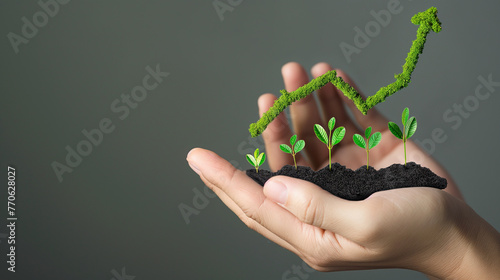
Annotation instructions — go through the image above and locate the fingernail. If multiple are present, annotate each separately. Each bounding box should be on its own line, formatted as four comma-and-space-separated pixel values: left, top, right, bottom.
188, 161, 201, 175
186, 149, 201, 175
264, 180, 288, 205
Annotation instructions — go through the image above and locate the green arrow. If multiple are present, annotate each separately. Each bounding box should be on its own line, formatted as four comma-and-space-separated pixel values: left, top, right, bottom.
249, 7, 441, 137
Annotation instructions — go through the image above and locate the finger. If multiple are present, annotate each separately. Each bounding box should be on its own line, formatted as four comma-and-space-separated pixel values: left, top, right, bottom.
311, 63, 359, 141
282, 62, 325, 169
197, 173, 303, 256
334, 69, 388, 132
187, 148, 330, 255
263, 175, 369, 243
258, 94, 307, 171
187, 148, 302, 255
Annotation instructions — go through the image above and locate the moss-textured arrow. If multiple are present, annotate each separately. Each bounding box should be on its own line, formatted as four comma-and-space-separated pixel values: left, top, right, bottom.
249, 7, 441, 137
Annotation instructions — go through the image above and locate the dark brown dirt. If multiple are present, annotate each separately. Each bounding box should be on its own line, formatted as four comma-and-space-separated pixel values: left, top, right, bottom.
246, 162, 447, 201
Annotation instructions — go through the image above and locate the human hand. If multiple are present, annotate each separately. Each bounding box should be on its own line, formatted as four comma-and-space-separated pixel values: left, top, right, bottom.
186, 148, 500, 279
186, 62, 500, 278
259, 62, 462, 199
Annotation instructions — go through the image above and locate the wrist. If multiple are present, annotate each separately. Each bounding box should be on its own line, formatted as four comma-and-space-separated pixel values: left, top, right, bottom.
418, 196, 500, 279
445, 216, 500, 280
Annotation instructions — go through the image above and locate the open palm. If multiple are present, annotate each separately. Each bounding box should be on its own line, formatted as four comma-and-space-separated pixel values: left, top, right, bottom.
186, 62, 470, 277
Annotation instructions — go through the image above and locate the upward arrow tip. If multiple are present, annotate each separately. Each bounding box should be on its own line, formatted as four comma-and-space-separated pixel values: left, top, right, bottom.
411, 6, 442, 33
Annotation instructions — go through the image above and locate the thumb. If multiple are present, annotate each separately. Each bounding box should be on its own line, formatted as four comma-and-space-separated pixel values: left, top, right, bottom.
263, 175, 365, 237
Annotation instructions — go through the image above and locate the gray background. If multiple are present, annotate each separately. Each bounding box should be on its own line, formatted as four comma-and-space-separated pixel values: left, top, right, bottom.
1, 0, 499, 279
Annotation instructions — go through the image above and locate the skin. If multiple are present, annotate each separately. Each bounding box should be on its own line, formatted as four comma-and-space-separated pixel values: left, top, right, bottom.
186, 62, 500, 279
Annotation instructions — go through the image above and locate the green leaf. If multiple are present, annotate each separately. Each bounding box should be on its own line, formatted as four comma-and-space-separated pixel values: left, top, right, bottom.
256, 153, 263, 166
331, 126, 346, 146
406, 117, 417, 138
328, 117, 336, 131
254, 148, 259, 159
290, 135, 297, 146
314, 124, 328, 145
256, 153, 264, 167
404, 117, 414, 138
369, 132, 382, 149
280, 144, 292, 154
402, 107, 409, 126
246, 154, 256, 167
388, 122, 403, 139
353, 134, 366, 149
365, 127, 372, 139
294, 140, 305, 153
258, 153, 266, 166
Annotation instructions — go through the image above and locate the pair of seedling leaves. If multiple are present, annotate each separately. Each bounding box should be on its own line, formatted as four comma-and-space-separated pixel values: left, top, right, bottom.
247, 108, 418, 173
388, 107, 418, 165
314, 118, 382, 170
246, 149, 266, 173
279, 135, 305, 169
276, 118, 348, 171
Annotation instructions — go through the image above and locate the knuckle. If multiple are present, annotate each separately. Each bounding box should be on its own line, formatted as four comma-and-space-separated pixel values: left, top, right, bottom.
240, 200, 266, 227
301, 196, 325, 227
241, 206, 259, 224
236, 210, 260, 231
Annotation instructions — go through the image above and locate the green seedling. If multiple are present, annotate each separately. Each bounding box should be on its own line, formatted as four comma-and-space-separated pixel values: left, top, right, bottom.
314, 117, 346, 169
353, 127, 382, 170
246, 148, 266, 173
280, 135, 305, 169
388, 107, 417, 166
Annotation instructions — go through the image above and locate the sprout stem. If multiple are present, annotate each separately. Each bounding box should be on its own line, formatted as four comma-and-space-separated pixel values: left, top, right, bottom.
366, 147, 369, 170
403, 122, 407, 166
404, 141, 407, 166
328, 129, 332, 170
329, 148, 332, 170
293, 152, 297, 169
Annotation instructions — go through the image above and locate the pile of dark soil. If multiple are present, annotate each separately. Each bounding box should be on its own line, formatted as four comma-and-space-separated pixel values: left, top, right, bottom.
246, 162, 447, 201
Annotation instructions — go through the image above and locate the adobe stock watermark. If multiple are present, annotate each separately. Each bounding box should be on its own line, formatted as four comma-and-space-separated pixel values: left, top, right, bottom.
110, 267, 135, 280
282, 261, 316, 280
51, 64, 169, 183
409, 73, 499, 162
7, 0, 71, 54
339, 0, 412, 63
178, 185, 218, 225
213, 0, 244, 22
